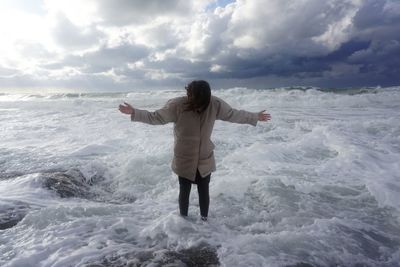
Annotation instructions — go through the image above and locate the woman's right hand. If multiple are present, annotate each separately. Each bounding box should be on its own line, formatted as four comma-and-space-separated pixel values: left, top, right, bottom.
258, 110, 271, 121
119, 102, 134, 115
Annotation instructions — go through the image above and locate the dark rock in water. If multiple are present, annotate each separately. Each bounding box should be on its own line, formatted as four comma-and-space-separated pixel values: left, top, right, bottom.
162, 245, 220, 266
0, 202, 30, 230
85, 250, 154, 267
84, 244, 219, 267
40, 169, 136, 204
42, 169, 94, 199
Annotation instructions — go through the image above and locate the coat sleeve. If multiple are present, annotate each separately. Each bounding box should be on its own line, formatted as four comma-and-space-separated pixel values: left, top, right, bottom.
215, 97, 258, 126
131, 99, 178, 125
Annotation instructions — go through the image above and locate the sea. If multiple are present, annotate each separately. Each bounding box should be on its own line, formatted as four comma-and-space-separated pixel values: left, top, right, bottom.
1, 86, 400, 266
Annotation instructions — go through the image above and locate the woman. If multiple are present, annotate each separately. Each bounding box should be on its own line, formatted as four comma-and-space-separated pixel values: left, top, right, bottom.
119, 80, 271, 221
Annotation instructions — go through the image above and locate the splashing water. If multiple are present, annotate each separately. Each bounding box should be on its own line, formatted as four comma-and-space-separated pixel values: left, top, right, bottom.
1, 87, 400, 266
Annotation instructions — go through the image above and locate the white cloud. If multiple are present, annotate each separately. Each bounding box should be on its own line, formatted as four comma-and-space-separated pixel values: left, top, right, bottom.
95, 0, 192, 25
0, 9, 49, 59
130, 22, 182, 49
184, 7, 232, 57
50, 13, 104, 50
43, 0, 98, 26
210, 64, 228, 72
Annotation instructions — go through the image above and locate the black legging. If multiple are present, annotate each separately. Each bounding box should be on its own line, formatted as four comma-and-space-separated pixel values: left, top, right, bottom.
179, 170, 210, 218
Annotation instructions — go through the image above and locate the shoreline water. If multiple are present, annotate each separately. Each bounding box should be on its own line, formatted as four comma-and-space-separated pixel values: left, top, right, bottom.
1, 86, 400, 266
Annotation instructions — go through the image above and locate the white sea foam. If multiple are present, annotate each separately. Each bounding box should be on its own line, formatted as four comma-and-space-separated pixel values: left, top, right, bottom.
1, 87, 400, 266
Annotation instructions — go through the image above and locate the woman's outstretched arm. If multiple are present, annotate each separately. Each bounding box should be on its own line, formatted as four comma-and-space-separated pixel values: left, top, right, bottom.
215, 97, 271, 125
119, 99, 178, 125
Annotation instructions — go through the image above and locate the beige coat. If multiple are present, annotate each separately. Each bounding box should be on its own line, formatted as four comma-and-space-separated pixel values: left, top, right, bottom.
131, 95, 258, 181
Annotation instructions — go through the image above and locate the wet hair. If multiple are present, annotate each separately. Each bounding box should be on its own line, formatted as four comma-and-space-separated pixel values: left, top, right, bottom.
184, 80, 211, 113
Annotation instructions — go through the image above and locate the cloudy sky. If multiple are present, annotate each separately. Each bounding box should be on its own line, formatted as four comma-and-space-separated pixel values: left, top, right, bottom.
0, 0, 399, 91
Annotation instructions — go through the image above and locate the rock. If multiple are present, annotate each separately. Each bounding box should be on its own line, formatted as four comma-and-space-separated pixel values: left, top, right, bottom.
41, 169, 94, 199
162, 245, 220, 267
85, 244, 220, 267
0, 202, 30, 230
41, 169, 136, 204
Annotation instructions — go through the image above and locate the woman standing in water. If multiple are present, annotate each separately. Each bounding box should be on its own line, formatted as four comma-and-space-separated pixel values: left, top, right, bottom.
119, 80, 271, 221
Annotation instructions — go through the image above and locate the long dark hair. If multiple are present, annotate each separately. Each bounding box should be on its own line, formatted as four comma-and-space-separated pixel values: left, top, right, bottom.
184, 80, 211, 113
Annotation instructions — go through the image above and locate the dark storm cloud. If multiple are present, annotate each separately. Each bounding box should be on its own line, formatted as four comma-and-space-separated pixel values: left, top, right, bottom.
215, 40, 372, 79
331, 0, 400, 85
353, 0, 400, 29
184, 0, 400, 87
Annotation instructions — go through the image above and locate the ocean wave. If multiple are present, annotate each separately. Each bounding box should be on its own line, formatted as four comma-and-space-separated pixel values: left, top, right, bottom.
1, 85, 398, 102
1, 85, 400, 266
